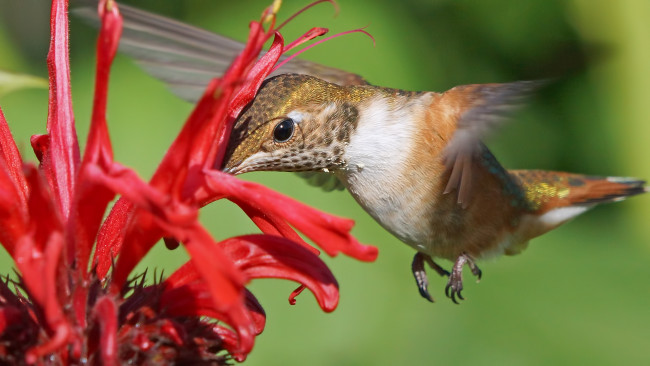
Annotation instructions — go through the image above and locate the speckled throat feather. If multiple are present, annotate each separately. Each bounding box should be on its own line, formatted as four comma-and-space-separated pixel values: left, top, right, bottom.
222, 74, 422, 173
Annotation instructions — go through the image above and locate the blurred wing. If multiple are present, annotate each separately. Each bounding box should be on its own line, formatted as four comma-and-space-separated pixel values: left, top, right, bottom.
442, 80, 543, 207
296, 172, 346, 192
74, 1, 367, 102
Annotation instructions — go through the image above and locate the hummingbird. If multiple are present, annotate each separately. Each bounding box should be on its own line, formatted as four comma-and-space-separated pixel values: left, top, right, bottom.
77, 3, 648, 303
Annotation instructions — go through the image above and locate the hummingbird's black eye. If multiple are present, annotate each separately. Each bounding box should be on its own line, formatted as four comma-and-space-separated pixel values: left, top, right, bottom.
273, 118, 295, 143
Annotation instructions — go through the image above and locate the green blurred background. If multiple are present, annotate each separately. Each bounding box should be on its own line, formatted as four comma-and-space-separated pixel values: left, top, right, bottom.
1, 0, 649, 365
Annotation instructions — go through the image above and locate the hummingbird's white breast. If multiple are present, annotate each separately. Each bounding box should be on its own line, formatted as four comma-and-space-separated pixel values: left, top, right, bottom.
338, 92, 438, 249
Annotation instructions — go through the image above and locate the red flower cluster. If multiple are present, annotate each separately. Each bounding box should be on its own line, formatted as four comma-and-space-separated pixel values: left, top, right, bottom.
0, 0, 377, 364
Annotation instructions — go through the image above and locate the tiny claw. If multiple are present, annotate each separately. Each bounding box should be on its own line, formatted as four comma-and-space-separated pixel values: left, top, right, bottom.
445, 283, 464, 304
412, 253, 435, 302
446, 285, 459, 305
445, 253, 474, 304
419, 287, 434, 303
467, 258, 482, 281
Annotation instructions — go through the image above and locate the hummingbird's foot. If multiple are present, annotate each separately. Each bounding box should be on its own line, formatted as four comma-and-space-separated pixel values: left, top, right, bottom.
445, 253, 481, 304
412, 252, 450, 302
467, 258, 482, 281
412, 253, 433, 302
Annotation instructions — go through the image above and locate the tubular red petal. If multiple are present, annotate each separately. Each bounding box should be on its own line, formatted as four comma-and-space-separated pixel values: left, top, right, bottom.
66, 0, 123, 275
93, 163, 257, 352
289, 285, 306, 305
110, 210, 164, 289
282, 27, 329, 53
221, 235, 339, 311
161, 283, 266, 336
84, 161, 197, 286
227, 20, 276, 84
226, 32, 285, 119
13, 234, 60, 315
15, 233, 71, 359
14, 166, 80, 357
45, 0, 80, 220
67, 175, 115, 280
0, 107, 27, 204
94, 197, 132, 277
164, 262, 267, 332
92, 296, 118, 366
149, 77, 228, 197
88, 0, 121, 148
211, 325, 242, 361
159, 319, 183, 345
164, 233, 340, 311
150, 24, 281, 197
0, 113, 29, 255
176, 225, 247, 304
25, 322, 70, 364
177, 226, 254, 357
87, 163, 198, 226
213, 32, 285, 169
205, 171, 378, 261
22, 165, 64, 253
157, 229, 274, 358
84, 158, 198, 287
30, 134, 49, 163
0, 176, 29, 255
232, 198, 317, 254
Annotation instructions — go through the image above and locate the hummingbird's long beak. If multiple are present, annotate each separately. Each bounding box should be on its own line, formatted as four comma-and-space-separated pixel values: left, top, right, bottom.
221, 163, 240, 175
221, 156, 246, 175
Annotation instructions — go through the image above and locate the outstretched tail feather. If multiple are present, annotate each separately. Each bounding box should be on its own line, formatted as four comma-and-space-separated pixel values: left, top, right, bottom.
508, 170, 647, 213
577, 177, 647, 204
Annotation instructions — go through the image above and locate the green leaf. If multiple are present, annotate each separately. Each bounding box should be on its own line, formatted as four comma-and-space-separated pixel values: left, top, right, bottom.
0, 70, 48, 97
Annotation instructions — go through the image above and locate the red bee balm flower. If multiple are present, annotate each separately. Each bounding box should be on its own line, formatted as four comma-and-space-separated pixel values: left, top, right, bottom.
0, 0, 377, 364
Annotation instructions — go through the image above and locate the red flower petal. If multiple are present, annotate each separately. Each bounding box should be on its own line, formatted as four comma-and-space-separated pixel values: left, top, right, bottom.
93, 27, 285, 284
93, 198, 132, 277
210, 325, 242, 361
89, 162, 256, 354
43, 0, 80, 220
0, 109, 29, 255
161, 283, 266, 336
166, 225, 254, 355
234, 199, 317, 254
21, 165, 64, 256
220, 235, 340, 310
158, 233, 343, 355
282, 27, 329, 53
66, 0, 123, 276
205, 171, 378, 261
86, 161, 198, 285
0, 107, 27, 203
14, 167, 66, 326
92, 296, 118, 366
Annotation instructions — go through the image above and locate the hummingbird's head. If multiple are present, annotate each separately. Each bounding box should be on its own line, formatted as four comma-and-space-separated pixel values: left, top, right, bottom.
222, 74, 363, 175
